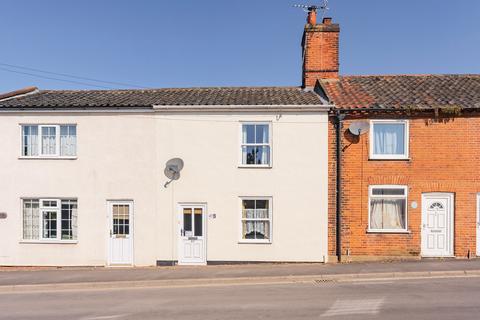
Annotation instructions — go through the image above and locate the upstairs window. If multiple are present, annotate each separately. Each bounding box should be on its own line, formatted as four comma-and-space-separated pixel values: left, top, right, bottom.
370, 120, 408, 159
241, 123, 271, 166
22, 125, 77, 157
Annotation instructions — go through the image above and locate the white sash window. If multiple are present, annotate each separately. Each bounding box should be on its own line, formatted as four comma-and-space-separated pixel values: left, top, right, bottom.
240, 198, 272, 243
240, 123, 271, 166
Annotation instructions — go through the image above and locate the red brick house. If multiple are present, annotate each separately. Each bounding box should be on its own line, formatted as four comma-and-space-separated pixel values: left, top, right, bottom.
302, 9, 480, 262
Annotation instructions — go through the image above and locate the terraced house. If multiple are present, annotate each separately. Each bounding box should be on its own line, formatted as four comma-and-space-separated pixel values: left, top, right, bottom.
301, 11, 480, 261
0, 85, 330, 266
1, 9, 479, 267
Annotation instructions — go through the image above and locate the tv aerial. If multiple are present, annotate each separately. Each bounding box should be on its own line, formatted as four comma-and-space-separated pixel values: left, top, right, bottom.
293, 0, 329, 18
348, 122, 370, 136
164, 158, 184, 188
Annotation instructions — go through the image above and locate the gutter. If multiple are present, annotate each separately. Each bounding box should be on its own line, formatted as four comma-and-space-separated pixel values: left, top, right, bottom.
152, 104, 331, 113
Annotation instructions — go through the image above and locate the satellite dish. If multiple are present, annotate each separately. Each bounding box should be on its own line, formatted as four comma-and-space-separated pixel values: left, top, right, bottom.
164, 158, 184, 187
348, 122, 370, 136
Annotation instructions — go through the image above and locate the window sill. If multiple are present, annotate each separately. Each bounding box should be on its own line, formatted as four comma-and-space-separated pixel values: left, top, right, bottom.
369, 157, 410, 161
238, 165, 272, 169
238, 240, 272, 244
18, 156, 77, 160
19, 240, 78, 244
367, 230, 411, 234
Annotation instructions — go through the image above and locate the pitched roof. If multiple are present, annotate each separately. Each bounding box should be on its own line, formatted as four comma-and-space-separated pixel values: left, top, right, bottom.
0, 87, 324, 108
320, 74, 480, 110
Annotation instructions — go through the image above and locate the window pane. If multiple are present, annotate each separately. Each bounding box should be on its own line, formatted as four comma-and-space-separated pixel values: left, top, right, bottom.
183, 208, 192, 232
244, 146, 256, 165
23, 199, 39, 239
255, 221, 270, 239
255, 125, 269, 144
41, 126, 57, 155
242, 125, 255, 144
372, 188, 405, 196
255, 146, 270, 165
370, 198, 406, 230
61, 200, 77, 240
22, 126, 38, 156
194, 208, 203, 237
373, 123, 405, 155
113, 205, 129, 235
60, 125, 77, 156
42, 211, 58, 239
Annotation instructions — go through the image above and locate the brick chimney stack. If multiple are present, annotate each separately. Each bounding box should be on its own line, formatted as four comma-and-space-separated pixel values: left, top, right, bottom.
302, 16, 340, 87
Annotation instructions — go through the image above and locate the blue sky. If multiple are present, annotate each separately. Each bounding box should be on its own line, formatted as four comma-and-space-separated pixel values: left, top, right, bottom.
0, 0, 479, 91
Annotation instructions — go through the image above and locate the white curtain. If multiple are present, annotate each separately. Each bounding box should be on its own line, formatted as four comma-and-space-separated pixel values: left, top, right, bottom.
370, 199, 405, 229
41, 127, 56, 155
60, 126, 77, 156
23, 200, 39, 239
374, 124, 404, 155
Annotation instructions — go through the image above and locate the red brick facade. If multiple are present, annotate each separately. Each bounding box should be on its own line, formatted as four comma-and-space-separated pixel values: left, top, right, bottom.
328, 113, 480, 261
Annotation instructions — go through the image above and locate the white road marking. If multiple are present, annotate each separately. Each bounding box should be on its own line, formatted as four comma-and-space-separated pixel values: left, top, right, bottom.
81, 314, 129, 320
321, 298, 384, 317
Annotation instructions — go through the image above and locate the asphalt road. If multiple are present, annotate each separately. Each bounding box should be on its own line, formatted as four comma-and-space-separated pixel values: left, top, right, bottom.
1, 276, 480, 320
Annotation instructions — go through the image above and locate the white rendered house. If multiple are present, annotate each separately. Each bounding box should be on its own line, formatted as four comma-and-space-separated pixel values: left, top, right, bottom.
0, 87, 330, 266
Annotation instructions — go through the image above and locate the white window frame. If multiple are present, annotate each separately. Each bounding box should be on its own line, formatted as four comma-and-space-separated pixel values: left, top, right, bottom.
239, 197, 273, 243
369, 120, 409, 160
239, 122, 272, 168
368, 185, 409, 233
19, 124, 77, 159
20, 198, 78, 244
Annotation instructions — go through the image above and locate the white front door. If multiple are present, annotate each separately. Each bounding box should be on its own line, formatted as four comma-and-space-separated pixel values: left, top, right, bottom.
421, 193, 454, 257
178, 204, 206, 265
108, 201, 134, 265
477, 194, 480, 256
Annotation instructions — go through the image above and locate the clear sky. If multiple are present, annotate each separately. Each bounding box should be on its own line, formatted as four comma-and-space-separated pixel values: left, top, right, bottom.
0, 0, 479, 92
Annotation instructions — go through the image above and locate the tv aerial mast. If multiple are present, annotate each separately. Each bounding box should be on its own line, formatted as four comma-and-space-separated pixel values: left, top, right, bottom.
293, 0, 329, 18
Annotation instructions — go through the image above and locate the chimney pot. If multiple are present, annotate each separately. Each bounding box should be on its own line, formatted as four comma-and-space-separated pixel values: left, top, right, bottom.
307, 10, 317, 25
323, 17, 332, 25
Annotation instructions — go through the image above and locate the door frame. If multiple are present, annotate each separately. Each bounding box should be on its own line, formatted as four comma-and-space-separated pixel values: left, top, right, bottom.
177, 202, 207, 265
421, 193, 454, 257
106, 200, 134, 266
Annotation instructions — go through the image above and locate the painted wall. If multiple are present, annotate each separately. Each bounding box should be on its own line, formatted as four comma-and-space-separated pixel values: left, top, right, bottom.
0, 110, 329, 266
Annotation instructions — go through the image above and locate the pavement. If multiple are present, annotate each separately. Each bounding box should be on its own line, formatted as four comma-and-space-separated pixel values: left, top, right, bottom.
2, 259, 480, 292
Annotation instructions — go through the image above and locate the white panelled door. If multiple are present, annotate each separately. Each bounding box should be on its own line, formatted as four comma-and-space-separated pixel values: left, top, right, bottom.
178, 204, 207, 265
108, 201, 134, 265
477, 194, 480, 257
421, 193, 454, 257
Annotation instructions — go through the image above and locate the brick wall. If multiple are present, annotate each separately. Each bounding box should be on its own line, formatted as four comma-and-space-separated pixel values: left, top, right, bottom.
329, 113, 480, 260
302, 19, 340, 87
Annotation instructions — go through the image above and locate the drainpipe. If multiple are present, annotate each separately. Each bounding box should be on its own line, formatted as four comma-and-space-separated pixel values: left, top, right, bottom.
335, 111, 345, 262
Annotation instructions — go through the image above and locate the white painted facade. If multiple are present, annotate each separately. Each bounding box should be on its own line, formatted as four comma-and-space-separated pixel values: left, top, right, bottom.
0, 108, 329, 266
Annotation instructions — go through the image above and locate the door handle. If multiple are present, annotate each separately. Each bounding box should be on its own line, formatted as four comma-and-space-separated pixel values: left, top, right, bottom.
110, 229, 113, 237
181, 228, 184, 236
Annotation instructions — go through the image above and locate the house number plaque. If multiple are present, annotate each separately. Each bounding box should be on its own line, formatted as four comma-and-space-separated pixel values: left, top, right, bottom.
0, 212, 7, 219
